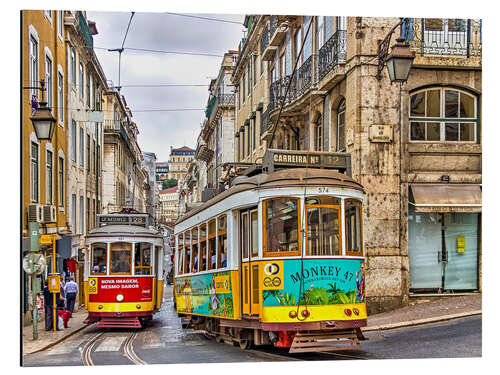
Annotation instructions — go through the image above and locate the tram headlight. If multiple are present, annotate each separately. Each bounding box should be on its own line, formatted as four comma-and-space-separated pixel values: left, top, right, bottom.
116, 294, 124, 302
98, 305, 103, 310
136, 304, 141, 309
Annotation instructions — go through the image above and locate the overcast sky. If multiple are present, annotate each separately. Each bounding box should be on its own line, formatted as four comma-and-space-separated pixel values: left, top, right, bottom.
87, 11, 244, 162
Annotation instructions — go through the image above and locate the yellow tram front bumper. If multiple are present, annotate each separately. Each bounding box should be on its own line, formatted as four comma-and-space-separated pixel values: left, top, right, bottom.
87, 301, 155, 313
261, 303, 367, 323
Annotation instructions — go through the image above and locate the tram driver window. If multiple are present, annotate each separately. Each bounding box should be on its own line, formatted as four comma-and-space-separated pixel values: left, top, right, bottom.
264, 198, 300, 256
110, 242, 132, 274
91, 243, 107, 274
134, 243, 152, 275
345, 199, 363, 256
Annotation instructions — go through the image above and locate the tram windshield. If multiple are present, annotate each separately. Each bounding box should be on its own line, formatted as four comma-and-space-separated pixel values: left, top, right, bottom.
264, 198, 300, 255
345, 199, 363, 256
135, 243, 152, 275
110, 242, 132, 274
91, 243, 107, 274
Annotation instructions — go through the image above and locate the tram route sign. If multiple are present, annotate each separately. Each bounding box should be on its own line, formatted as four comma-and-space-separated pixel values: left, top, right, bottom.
97, 214, 148, 228
263, 149, 351, 176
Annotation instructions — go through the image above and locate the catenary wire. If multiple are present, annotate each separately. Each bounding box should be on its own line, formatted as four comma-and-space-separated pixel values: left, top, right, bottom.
164, 12, 242, 25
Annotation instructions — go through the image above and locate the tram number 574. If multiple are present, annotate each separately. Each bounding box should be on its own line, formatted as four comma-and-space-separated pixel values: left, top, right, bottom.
318, 187, 329, 193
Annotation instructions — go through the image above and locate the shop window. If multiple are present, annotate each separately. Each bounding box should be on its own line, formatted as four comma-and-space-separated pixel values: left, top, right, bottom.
135, 243, 152, 275
110, 242, 131, 274
91, 243, 107, 274
409, 87, 478, 142
345, 199, 363, 256
263, 197, 301, 256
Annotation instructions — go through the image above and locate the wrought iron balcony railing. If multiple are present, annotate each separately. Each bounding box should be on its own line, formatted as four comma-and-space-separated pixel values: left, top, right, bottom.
78, 11, 94, 50
269, 16, 278, 39
402, 18, 482, 58
104, 119, 121, 131
269, 75, 290, 111
216, 93, 235, 107
260, 22, 270, 55
261, 105, 271, 135
318, 30, 347, 81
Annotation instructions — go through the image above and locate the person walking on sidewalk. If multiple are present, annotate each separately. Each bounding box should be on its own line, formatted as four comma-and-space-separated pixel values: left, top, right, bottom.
64, 277, 79, 316
43, 279, 64, 331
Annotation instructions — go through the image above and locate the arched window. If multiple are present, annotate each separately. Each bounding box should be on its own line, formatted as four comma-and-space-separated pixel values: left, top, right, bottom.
409, 87, 478, 142
336, 98, 346, 151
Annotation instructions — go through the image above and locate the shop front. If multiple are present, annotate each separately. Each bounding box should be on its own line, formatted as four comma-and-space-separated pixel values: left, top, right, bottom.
408, 184, 481, 293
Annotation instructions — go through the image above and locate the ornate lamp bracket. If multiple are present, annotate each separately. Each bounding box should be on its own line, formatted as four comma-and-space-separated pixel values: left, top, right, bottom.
377, 18, 408, 80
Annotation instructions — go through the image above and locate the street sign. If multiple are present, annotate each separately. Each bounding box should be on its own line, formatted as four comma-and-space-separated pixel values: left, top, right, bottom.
39, 234, 53, 244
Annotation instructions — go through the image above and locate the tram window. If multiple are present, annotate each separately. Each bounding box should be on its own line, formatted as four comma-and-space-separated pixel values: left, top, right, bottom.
200, 224, 207, 271
177, 233, 184, 275
191, 228, 199, 273
251, 211, 258, 257
178, 248, 184, 275
345, 199, 363, 256
183, 231, 191, 274
217, 215, 227, 268
241, 212, 249, 259
134, 243, 152, 275
264, 198, 300, 256
305, 196, 340, 206
91, 243, 107, 274
110, 242, 132, 274
208, 220, 216, 270
306, 206, 340, 256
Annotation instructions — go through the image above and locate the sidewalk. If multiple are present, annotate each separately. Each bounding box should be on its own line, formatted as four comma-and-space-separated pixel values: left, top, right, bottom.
363, 293, 482, 332
21, 293, 481, 355
22, 309, 89, 355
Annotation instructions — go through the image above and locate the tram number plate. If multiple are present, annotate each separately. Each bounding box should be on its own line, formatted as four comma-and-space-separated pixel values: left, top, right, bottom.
318, 187, 329, 193
88, 278, 98, 294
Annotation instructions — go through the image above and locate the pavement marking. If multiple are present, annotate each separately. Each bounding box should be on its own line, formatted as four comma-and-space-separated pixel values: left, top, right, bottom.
94, 335, 128, 352
140, 330, 166, 349
47, 336, 90, 355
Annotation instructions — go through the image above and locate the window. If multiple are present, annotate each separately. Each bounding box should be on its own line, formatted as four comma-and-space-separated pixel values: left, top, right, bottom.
208, 220, 216, 269
303, 16, 312, 61
45, 55, 53, 110
87, 197, 90, 232
263, 197, 301, 256
46, 150, 53, 204
218, 215, 228, 268
250, 211, 258, 258
79, 127, 84, 166
87, 134, 90, 172
79, 196, 84, 234
345, 199, 363, 256
58, 71, 63, 124
183, 231, 191, 274
242, 75, 245, 103
409, 87, 477, 142
79, 62, 84, 99
110, 242, 132, 274
135, 243, 152, 275
44, 10, 52, 23
58, 157, 64, 206
253, 54, 257, 85
317, 16, 325, 48
57, 11, 63, 39
191, 227, 199, 273
87, 71, 91, 108
30, 142, 39, 202
91, 243, 107, 274
305, 197, 341, 256
71, 48, 76, 87
29, 35, 38, 98
294, 29, 302, 67
337, 98, 346, 151
314, 119, 323, 151
71, 120, 76, 161
199, 224, 207, 271
71, 194, 76, 231
247, 64, 251, 95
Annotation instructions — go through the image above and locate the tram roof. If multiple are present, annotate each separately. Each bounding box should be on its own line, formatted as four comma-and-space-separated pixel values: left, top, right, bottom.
86, 224, 162, 238
176, 168, 364, 225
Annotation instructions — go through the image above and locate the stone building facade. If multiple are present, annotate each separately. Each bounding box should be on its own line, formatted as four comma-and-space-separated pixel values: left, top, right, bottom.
231, 15, 482, 313
167, 146, 195, 183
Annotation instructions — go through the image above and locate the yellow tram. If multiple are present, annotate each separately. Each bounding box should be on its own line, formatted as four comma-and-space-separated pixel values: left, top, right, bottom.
83, 211, 164, 328
174, 150, 366, 353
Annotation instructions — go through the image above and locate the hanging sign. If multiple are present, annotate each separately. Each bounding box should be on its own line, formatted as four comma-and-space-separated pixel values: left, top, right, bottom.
457, 236, 466, 253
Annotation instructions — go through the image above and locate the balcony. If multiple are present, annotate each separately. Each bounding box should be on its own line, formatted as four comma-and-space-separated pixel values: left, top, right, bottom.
269, 16, 288, 47
104, 119, 121, 131
269, 75, 291, 111
404, 19, 481, 60
208, 93, 235, 127
260, 105, 271, 135
318, 30, 347, 82
78, 11, 94, 50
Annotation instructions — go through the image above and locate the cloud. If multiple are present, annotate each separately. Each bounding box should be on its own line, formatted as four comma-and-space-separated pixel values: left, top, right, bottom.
88, 10, 244, 161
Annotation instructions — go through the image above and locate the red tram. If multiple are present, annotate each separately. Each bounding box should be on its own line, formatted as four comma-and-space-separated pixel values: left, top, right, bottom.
83, 212, 164, 328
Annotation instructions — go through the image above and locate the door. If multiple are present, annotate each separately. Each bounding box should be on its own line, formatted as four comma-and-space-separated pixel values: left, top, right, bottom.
423, 18, 467, 56
240, 208, 259, 316
409, 206, 479, 291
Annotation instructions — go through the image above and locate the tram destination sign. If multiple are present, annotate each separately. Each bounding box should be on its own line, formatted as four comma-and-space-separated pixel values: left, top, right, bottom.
263, 149, 351, 176
97, 214, 148, 228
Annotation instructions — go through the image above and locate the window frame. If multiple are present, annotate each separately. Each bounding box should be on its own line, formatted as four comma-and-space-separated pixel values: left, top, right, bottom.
30, 141, 39, 203
262, 197, 302, 257
46, 149, 53, 205
305, 203, 342, 256
58, 156, 64, 207
79, 62, 84, 99
71, 48, 76, 87
90, 243, 108, 275
57, 69, 64, 125
29, 30, 39, 99
344, 198, 364, 257
337, 98, 346, 151
408, 87, 478, 143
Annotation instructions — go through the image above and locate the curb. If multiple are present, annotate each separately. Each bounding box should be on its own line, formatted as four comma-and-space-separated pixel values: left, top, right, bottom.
362, 310, 482, 332
24, 323, 91, 355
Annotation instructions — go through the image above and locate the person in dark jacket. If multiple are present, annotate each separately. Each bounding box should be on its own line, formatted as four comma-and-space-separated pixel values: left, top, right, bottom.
42, 279, 64, 331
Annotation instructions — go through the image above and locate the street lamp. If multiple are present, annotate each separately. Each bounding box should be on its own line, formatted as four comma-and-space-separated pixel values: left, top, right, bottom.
29, 79, 56, 141
385, 37, 415, 84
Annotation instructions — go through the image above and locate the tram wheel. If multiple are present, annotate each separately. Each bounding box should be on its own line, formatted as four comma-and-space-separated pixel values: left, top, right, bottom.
239, 339, 252, 350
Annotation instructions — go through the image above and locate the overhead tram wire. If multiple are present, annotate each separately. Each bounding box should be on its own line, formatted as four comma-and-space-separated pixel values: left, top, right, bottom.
164, 12, 242, 25
94, 46, 223, 58
107, 11, 135, 91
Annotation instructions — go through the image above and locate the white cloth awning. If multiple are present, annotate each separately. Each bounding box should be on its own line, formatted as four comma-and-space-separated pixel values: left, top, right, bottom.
410, 184, 482, 213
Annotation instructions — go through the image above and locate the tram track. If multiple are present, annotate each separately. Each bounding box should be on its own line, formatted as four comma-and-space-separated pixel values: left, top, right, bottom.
81, 330, 147, 366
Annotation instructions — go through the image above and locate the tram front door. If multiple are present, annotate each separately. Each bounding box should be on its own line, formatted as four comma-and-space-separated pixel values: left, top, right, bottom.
240, 208, 259, 316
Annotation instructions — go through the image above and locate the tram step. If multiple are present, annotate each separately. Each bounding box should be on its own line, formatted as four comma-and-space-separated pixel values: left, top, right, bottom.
97, 317, 142, 329
289, 330, 361, 353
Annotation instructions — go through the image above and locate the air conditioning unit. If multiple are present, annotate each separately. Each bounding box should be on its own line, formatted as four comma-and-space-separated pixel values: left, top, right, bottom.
42, 205, 57, 223
28, 204, 43, 223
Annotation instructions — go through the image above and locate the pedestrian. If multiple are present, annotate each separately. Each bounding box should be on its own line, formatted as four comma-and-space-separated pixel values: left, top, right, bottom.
64, 276, 79, 317
43, 279, 64, 331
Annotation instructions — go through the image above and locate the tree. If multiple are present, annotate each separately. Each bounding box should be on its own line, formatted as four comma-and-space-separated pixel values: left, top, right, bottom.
162, 179, 177, 190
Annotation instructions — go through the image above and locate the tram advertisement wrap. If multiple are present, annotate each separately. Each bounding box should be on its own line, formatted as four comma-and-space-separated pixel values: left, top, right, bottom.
88, 277, 153, 302
175, 271, 234, 318
261, 259, 365, 307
